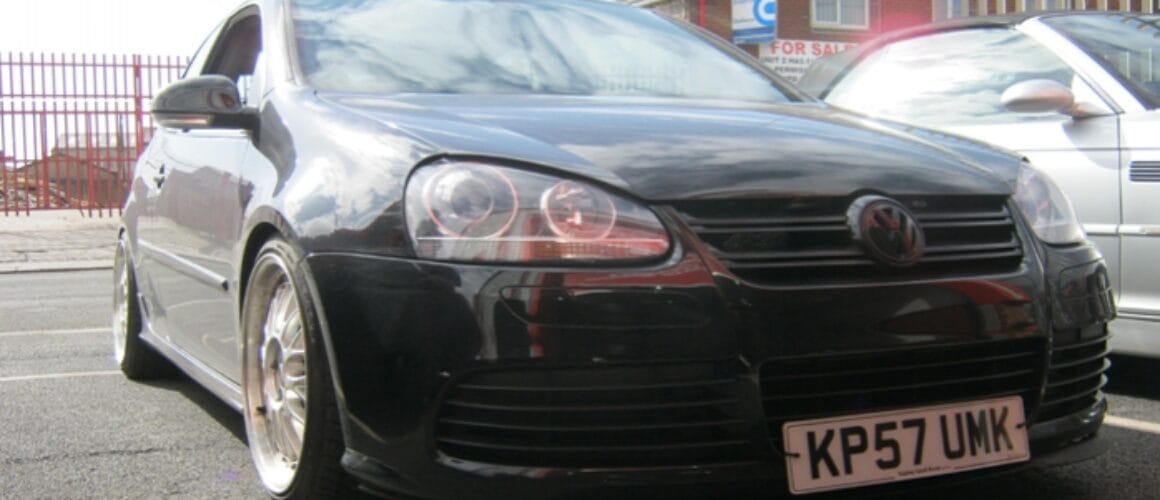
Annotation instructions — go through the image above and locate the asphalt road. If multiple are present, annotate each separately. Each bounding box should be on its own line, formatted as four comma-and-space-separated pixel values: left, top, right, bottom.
1, 269, 1159, 499
0, 269, 262, 499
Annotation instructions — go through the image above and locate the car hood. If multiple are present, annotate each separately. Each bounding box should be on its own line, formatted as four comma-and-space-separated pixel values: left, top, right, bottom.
320, 93, 1013, 201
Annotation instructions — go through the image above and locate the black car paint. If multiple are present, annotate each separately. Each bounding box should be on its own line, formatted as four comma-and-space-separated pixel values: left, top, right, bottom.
121, 1, 1114, 498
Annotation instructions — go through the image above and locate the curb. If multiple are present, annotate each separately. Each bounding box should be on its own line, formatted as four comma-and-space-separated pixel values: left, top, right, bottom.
0, 260, 113, 274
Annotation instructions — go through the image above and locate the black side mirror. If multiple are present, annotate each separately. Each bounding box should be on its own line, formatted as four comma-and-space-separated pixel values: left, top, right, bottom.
152, 75, 257, 130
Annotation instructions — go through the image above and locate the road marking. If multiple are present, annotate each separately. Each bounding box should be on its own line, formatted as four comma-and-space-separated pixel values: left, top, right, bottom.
0, 370, 121, 383
0, 327, 106, 339
1105, 415, 1160, 435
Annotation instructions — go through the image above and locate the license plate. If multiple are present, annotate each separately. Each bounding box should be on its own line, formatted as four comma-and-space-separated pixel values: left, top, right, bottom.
782, 396, 1029, 495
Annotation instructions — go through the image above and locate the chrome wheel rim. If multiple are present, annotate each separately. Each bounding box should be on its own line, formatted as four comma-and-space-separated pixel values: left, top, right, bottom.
245, 260, 308, 494
112, 244, 130, 365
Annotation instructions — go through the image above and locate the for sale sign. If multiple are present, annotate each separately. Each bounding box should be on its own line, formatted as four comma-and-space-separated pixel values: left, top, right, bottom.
758, 38, 858, 82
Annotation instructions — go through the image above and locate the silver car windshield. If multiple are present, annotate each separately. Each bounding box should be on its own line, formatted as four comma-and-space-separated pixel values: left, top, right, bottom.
823, 28, 1077, 127
289, 0, 792, 102
1042, 14, 1160, 109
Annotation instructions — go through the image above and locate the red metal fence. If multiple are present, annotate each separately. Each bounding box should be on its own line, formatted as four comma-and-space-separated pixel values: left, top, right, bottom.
0, 53, 186, 217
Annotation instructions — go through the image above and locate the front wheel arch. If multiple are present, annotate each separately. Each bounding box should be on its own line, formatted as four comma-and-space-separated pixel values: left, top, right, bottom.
240, 235, 349, 498
237, 218, 348, 411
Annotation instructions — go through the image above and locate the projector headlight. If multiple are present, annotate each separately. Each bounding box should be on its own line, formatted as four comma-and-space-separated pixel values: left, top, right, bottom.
405, 161, 671, 263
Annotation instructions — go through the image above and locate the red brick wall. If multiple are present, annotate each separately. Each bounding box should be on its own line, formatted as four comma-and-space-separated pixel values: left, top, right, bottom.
775, 0, 933, 43
775, 0, 820, 40
705, 0, 734, 40
877, 0, 933, 34
672, 0, 736, 41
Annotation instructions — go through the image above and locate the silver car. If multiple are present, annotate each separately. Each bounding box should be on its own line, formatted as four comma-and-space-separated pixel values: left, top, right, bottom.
800, 12, 1160, 358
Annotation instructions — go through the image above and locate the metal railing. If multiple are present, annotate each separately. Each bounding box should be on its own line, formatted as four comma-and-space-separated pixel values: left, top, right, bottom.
1, 53, 186, 216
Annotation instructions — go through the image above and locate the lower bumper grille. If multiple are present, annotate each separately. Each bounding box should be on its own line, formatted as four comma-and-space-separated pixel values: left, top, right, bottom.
759, 338, 1047, 447
433, 335, 1105, 468
1039, 326, 1110, 422
434, 362, 760, 468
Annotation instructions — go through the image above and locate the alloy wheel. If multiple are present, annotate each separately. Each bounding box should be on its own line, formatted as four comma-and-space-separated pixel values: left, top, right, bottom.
245, 258, 309, 494
112, 242, 131, 365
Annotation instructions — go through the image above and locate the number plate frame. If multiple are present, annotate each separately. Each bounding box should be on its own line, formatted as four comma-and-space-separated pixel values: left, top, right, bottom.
782, 396, 1029, 495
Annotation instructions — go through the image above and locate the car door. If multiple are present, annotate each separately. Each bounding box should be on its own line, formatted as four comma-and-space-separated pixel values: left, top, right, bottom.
137, 9, 261, 383
1117, 110, 1160, 353
822, 26, 1123, 316
1029, 12, 1160, 356
128, 131, 174, 340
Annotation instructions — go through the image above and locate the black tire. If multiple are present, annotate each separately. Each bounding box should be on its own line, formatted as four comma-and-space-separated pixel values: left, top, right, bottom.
112, 236, 175, 380
241, 236, 348, 499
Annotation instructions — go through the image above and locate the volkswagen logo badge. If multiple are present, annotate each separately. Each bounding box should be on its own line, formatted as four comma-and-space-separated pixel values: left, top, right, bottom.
848, 196, 925, 267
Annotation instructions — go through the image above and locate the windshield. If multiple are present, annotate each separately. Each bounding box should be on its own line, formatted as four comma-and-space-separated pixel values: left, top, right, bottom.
289, 0, 792, 102
824, 28, 1077, 127
1043, 13, 1160, 109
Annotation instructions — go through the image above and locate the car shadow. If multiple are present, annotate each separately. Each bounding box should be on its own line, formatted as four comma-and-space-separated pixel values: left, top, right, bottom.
140, 374, 247, 444
1105, 354, 1160, 400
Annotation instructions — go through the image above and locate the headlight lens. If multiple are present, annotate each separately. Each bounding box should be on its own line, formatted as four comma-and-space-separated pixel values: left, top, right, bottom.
1012, 164, 1084, 245
405, 161, 671, 262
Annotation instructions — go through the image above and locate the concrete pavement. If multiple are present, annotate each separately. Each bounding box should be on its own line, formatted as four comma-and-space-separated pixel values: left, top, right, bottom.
0, 210, 120, 273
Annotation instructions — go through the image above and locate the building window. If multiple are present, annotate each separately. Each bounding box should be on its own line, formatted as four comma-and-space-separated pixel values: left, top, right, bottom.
812, 0, 869, 30
1015, 0, 1074, 10
933, 0, 968, 20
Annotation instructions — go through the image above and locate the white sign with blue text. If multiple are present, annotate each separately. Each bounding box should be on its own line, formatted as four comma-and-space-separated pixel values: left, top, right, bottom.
732, 0, 777, 44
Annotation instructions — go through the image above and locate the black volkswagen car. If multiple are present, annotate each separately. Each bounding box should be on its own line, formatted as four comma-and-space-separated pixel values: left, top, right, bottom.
113, 0, 1115, 498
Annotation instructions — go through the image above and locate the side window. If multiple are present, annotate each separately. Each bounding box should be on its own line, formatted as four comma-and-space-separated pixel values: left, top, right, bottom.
182, 21, 226, 78
202, 13, 263, 105
1044, 14, 1160, 108
825, 28, 1080, 127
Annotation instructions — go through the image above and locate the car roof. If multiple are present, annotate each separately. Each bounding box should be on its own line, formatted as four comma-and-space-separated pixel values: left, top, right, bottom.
860, 10, 1152, 50
856, 14, 1028, 50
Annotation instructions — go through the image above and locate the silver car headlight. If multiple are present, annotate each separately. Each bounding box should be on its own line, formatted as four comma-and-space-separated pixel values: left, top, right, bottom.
1012, 164, 1084, 245
404, 161, 671, 263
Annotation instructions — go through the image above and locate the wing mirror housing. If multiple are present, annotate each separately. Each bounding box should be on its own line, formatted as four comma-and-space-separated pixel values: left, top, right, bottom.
1000, 79, 1110, 119
152, 75, 257, 130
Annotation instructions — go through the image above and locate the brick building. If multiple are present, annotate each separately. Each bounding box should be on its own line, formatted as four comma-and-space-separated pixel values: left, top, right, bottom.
632, 0, 1158, 80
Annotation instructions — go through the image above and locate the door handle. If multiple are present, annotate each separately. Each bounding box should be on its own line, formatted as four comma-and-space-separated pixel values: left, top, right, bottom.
153, 163, 167, 188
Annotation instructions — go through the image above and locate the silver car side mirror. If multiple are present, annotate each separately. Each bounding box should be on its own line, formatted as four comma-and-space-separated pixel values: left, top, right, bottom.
1001, 79, 1110, 119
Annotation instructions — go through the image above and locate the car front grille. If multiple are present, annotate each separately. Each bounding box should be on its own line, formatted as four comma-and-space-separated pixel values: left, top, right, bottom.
433, 334, 1108, 468
758, 338, 1047, 448
671, 195, 1023, 286
1038, 326, 1110, 422
434, 362, 761, 468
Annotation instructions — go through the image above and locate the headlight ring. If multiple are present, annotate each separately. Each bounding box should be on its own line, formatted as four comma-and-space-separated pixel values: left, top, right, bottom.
405, 160, 671, 263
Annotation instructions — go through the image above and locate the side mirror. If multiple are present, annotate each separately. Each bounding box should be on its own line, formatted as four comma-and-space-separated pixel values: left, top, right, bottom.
151, 75, 257, 130
1000, 79, 1109, 119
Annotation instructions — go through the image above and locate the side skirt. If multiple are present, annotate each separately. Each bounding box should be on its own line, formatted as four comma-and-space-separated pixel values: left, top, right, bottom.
140, 323, 244, 411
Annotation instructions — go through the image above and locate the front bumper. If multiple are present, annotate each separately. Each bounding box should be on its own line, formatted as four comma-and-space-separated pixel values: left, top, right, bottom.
302, 237, 1113, 499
